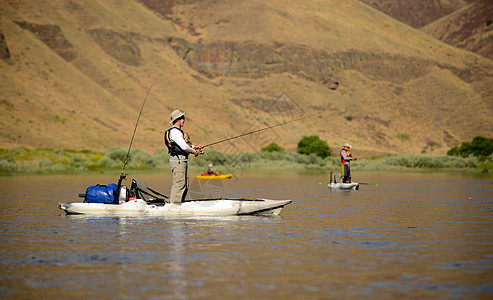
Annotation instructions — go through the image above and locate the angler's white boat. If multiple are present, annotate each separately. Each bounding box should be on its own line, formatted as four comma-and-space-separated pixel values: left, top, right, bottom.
329, 182, 359, 190
58, 198, 292, 216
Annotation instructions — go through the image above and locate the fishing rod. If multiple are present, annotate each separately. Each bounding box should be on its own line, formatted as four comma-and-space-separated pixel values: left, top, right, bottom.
202, 115, 313, 149
115, 75, 160, 203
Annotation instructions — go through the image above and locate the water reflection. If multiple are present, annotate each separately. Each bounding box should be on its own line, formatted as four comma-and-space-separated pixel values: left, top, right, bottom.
0, 173, 492, 298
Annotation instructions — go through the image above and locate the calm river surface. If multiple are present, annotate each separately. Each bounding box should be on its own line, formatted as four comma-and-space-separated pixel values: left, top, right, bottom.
0, 172, 492, 299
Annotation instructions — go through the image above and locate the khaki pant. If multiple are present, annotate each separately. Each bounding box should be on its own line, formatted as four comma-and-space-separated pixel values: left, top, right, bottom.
169, 160, 188, 203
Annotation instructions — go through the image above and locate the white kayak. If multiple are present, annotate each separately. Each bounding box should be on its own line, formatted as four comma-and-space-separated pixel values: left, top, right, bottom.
58, 198, 292, 216
329, 182, 359, 190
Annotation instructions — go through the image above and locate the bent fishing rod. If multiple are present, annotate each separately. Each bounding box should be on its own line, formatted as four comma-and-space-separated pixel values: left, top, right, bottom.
202, 115, 314, 149
116, 76, 160, 202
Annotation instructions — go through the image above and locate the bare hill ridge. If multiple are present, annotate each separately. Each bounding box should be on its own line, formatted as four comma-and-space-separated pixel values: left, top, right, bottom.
421, 1, 493, 60
1, 0, 492, 157
358, 0, 473, 28
359, 0, 493, 60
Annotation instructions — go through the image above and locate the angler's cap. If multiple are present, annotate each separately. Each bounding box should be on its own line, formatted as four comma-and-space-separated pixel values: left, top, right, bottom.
170, 109, 185, 123
343, 143, 351, 148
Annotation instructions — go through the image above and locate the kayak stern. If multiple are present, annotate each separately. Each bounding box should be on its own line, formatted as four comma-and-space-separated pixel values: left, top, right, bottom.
329, 182, 359, 190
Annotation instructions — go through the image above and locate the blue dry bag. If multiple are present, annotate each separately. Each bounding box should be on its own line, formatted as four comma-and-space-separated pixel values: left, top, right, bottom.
85, 183, 118, 204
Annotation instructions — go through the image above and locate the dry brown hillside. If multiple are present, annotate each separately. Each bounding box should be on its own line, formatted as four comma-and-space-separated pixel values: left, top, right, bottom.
421, 1, 493, 60
359, 0, 493, 60
0, 0, 492, 157
358, 0, 473, 28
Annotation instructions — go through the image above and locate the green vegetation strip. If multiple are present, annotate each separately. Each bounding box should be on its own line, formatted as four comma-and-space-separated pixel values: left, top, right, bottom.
0, 146, 491, 176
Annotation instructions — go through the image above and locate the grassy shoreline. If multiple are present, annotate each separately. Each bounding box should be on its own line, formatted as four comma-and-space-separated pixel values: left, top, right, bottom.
0, 147, 491, 177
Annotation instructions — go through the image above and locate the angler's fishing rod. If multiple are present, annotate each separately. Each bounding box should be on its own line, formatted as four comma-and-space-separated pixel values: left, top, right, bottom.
115, 75, 160, 203
202, 115, 313, 149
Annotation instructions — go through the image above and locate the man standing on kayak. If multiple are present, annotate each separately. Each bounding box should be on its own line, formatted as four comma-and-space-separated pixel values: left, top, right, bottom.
164, 110, 203, 203
340, 143, 357, 183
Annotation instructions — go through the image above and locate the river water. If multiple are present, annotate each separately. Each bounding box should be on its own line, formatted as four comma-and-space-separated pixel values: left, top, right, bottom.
0, 172, 492, 299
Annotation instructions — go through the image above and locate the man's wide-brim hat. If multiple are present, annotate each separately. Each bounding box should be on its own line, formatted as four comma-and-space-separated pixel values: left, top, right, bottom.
170, 109, 185, 123
343, 143, 352, 148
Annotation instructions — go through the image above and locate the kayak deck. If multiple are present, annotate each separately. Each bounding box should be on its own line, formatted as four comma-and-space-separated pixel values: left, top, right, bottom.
59, 198, 292, 216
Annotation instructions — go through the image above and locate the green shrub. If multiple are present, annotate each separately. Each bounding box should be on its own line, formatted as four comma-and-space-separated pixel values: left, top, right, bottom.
354, 155, 478, 170
261, 142, 284, 152
99, 147, 126, 167
297, 135, 331, 159
131, 148, 154, 167
397, 133, 409, 141
105, 147, 127, 161
231, 152, 255, 164
151, 149, 170, 168
259, 151, 286, 161
447, 136, 493, 161
203, 149, 229, 165
0, 159, 21, 172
